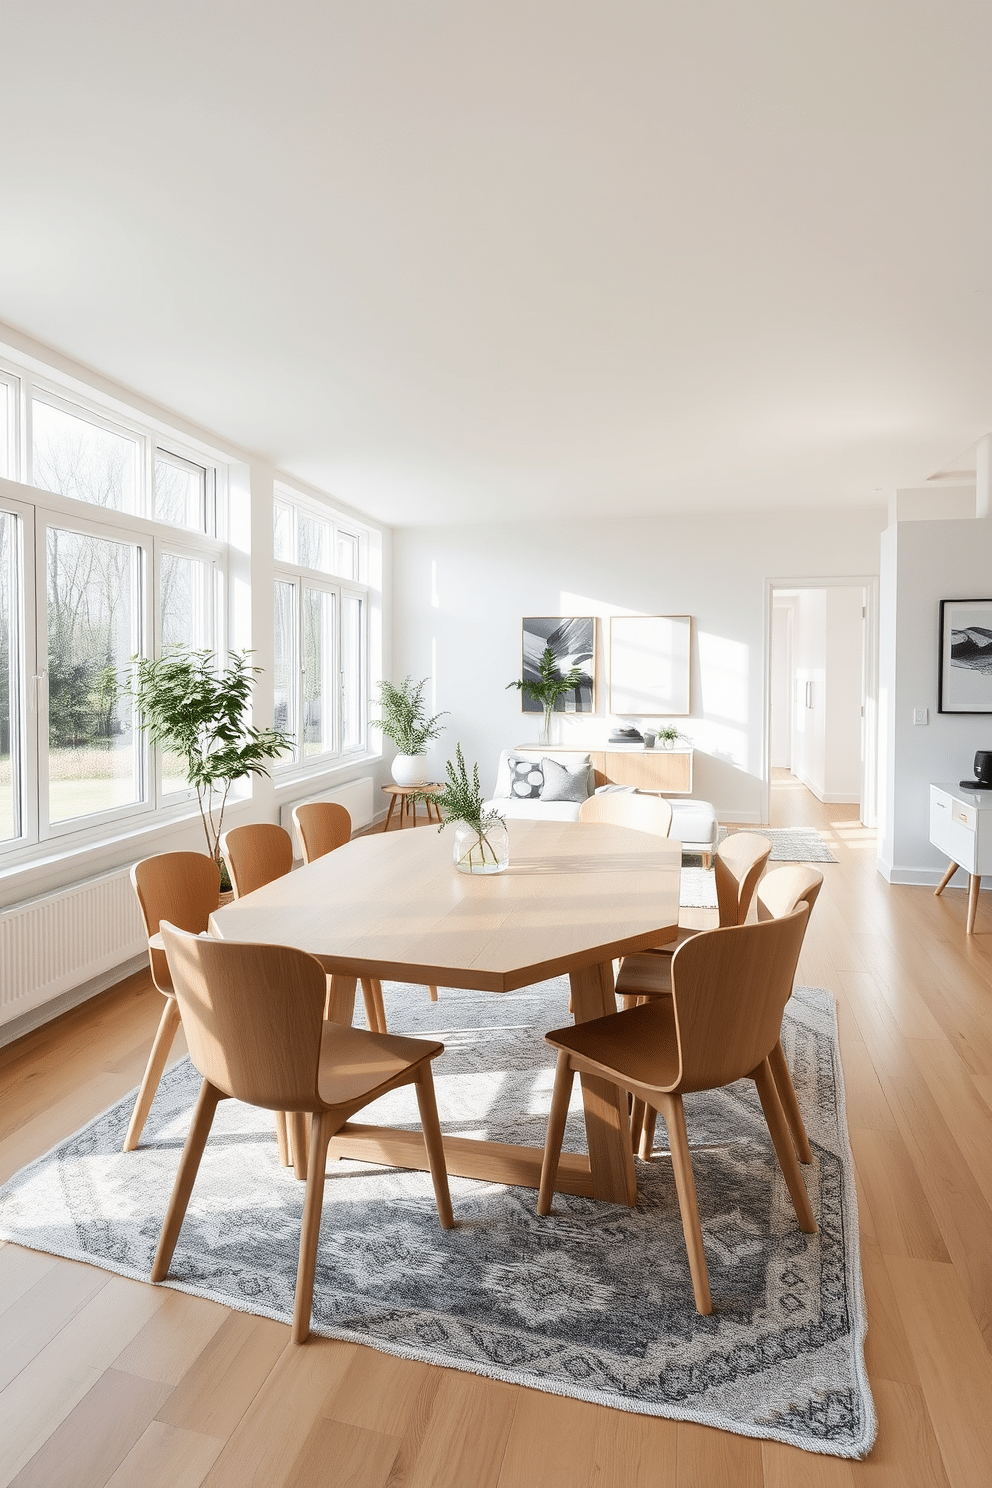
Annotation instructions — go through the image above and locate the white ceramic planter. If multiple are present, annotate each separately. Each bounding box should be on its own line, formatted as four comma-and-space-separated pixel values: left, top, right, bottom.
391, 753, 429, 786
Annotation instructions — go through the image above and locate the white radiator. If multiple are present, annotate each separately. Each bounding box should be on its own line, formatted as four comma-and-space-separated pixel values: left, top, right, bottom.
1, 867, 147, 1027
280, 775, 375, 856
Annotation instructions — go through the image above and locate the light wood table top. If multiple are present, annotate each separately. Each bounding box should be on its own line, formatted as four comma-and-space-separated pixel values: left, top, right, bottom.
210, 818, 681, 1205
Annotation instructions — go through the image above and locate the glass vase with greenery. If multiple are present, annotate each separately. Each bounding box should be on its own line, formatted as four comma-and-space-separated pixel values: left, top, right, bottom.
129, 649, 292, 879
427, 744, 508, 874
506, 645, 586, 746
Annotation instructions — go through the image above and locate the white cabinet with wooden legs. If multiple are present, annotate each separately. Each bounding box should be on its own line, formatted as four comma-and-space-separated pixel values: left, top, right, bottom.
930, 783, 992, 934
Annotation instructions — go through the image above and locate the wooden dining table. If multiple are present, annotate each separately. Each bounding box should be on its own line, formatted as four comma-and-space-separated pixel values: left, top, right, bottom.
209, 817, 681, 1206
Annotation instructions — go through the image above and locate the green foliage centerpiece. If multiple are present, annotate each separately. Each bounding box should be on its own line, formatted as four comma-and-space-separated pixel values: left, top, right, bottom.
370, 676, 447, 785
129, 649, 292, 874
507, 645, 586, 747
429, 744, 509, 875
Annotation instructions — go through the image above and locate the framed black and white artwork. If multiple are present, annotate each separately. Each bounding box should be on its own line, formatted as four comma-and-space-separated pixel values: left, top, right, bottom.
939, 599, 992, 713
519, 617, 596, 713
609, 615, 691, 716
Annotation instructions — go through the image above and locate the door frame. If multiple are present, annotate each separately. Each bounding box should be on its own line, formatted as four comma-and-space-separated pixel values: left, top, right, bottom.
763, 575, 879, 828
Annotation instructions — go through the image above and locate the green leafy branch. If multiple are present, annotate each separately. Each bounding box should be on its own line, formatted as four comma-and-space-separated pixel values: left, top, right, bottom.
421, 744, 505, 867
370, 676, 447, 755
506, 645, 587, 738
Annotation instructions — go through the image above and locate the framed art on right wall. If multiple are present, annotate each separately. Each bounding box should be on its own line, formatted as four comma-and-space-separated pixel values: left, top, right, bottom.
938, 598, 992, 713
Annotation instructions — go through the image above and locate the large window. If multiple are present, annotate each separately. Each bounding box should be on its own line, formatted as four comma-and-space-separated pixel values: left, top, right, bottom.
1, 364, 226, 858
273, 491, 368, 771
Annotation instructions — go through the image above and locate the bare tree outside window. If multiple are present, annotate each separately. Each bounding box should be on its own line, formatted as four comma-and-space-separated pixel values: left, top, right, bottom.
33, 400, 138, 513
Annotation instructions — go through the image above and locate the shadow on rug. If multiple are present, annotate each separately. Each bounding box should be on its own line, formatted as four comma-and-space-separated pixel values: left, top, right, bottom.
0, 980, 874, 1458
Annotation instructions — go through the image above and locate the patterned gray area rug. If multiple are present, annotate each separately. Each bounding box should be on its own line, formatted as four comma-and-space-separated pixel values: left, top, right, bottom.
0, 980, 874, 1458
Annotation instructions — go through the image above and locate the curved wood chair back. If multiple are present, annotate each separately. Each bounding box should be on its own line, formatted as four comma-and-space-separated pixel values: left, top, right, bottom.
714, 832, 772, 926
130, 853, 220, 993
578, 792, 673, 837
160, 923, 326, 1110
220, 823, 294, 898
669, 905, 809, 1093
756, 865, 824, 921
292, 802, 352, 864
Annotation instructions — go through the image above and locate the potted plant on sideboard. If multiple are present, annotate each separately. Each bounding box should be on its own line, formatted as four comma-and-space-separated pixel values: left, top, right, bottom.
506, 645, 586, 747
370, 675, 448, 786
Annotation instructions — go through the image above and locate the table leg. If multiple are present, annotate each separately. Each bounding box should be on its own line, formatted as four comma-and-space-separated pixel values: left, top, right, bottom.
383, 795, 398, 832
934, 860, 958, 896
967, 874, 982, 934
326, 974, 358, 1026
568, 960, 638, 1206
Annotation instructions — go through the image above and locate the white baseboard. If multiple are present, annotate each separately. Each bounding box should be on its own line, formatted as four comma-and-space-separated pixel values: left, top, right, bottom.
0, 953, 148, 1049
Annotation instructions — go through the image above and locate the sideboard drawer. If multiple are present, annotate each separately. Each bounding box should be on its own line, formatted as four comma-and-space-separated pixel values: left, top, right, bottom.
930, 788, 977, 873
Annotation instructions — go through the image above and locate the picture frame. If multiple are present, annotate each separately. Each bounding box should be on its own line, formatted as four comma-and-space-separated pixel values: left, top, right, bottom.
938, 599, 992, 714
519, 617, 596, 713
609, 615, 691, 716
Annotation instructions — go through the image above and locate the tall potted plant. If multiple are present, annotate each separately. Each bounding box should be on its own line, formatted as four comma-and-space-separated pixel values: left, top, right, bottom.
129, 649, 292, 883
507, 645, 586, 747
370, 676, 447, 786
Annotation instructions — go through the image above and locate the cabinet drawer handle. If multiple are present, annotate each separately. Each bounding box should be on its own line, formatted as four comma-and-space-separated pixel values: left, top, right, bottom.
955, 812, 969, 825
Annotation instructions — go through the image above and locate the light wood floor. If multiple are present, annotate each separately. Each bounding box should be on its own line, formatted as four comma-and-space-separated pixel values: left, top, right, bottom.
1, 777, 990, 1487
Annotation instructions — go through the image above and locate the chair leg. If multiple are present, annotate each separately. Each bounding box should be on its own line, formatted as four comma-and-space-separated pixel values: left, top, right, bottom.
360, 978, 384, 1033
289, 1110, 309, 1180
629, 1098, 646, 1153
123, 996, 182, 1152
413, 1067, 455, 1229
151, 1080, 223, 1282
657, 1093, 712, 1315
274, 1110, 291, 1167
768, 1039, 813, 1164
293, 1109, 336, 1344
428, 985, 439, 1002
753, 1058, 817, 1234
537, 1053, 575, 1215
639, 1105, 658, 1161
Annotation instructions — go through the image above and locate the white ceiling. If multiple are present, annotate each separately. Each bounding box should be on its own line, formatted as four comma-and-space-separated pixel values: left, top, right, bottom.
1, 2, 990, 526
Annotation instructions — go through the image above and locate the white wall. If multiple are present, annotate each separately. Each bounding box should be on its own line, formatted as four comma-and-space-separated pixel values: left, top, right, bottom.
792, 589, 827, 796
878, 515, 992, 882
770, 600, 795, 768
393, 509, 884, 823
823, 587, 865, 802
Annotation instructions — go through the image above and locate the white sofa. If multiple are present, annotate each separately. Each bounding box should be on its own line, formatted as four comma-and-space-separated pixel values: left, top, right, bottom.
485, 749, 719, 862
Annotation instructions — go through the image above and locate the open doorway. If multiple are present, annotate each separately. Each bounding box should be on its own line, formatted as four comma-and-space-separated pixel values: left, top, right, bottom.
766, 579, 878, 828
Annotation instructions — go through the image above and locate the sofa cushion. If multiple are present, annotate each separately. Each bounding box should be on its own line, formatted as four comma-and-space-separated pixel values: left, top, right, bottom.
493, 749, 592, 799
483, 798, 582, 822
540, 755, 592, 803
504, 755, 545, 799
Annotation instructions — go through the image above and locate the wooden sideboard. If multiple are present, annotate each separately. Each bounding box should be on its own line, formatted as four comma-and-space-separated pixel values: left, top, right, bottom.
930, 782, 992, 935
516, 746, 693, 795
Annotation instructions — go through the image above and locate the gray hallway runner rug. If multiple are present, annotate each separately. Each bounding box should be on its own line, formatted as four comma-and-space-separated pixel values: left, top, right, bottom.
0, 980, 874, 1458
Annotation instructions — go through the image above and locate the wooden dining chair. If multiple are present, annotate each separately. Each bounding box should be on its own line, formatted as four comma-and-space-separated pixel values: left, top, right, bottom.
153, 922, 455, 1343
755, 865, 824, 1165
616, 831, 772, 1008
124, 852, 221, 1153
292, 802, 352, 862
290, 802, 437, 1026
537, 906, 817, 1314
220, 822, 294, 899
578, 791, 673, 837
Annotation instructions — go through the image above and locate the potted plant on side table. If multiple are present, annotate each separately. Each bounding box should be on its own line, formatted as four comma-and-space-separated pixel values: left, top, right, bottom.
371, 676, 448, 786
428, 744, 509, 874
129, 648, 292, 890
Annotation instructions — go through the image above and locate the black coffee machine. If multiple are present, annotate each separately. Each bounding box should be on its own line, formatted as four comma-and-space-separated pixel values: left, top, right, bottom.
961, 750, 992, 790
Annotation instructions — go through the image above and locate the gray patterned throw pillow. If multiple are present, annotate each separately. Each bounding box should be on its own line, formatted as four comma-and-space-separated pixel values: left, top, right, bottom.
506, 756, 545, 798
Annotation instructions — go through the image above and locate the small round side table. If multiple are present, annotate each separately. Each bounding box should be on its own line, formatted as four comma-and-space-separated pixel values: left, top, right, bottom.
381, 782, 443, 831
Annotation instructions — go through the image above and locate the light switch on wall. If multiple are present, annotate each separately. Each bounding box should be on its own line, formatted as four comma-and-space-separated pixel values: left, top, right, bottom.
913, 707, 929, 726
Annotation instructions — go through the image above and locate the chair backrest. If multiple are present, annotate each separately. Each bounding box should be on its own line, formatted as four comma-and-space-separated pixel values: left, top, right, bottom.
578, 792, 673, 837
131, 853, 221, 993
292, 801, 352, 864
756, 865, 824, 921
220, 823, 294, 898
669, 904, 810, 1093
160, 922, 326, 1110
714, 832, 772, 926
